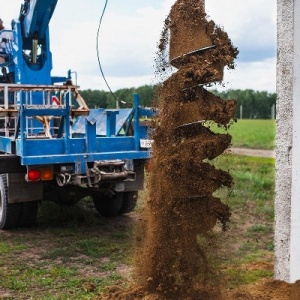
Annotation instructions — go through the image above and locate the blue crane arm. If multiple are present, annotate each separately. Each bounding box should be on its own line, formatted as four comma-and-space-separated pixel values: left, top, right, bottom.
19, 0, 58, 41
9, 0, 61, 80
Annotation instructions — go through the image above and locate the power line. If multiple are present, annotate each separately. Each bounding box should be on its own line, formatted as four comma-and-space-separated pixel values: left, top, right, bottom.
96, 0, 126, 106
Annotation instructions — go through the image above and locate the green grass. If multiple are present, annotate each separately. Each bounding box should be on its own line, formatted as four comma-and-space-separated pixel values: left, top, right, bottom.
212, 154, 275, 287
230, 119, 275, 149
211, 119, 276, 150
0, 200, 133, 299
224, 268, 273, 288
0, 154, 275, 296
0, 126, 276, 297
216, 155, 275, 212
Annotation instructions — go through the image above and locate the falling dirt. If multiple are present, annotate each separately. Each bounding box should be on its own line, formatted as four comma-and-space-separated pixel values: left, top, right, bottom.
131, 0, 236, 298
100, 0, 300, 299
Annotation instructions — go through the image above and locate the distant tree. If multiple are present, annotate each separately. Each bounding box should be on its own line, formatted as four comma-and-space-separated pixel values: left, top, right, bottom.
213, 89, 277, 119
80, 90, 108, 108
113, 88, 135, 108
80, 85, 158, 109
80, 86, 276, 119
135, 85, 159, 107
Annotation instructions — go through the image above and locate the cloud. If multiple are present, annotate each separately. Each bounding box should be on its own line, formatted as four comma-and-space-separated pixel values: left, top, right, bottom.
1, 2, 19, 24
219, 57, 276, 92
51, 1, 168, 90
206, 0, 276, 62
1, 0, 276, 92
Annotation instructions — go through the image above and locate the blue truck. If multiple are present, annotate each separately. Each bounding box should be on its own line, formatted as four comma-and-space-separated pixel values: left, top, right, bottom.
0, 0, 155, 229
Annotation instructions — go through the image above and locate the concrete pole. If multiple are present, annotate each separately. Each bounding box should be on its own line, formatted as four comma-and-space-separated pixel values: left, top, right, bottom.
275, 0, 300, 283
289, 0, 300, 282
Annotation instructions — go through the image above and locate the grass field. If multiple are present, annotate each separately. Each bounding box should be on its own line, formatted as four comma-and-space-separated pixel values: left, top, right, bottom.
214, 155, 275, 287
213, 119, 276, 150
0, 119, 276, 299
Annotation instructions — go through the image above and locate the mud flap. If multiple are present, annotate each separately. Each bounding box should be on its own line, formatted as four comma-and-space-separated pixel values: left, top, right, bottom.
7, 173, 43, 204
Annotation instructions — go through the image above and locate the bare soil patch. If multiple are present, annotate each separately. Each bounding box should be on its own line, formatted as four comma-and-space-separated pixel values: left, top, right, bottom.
229, 147, 275, 158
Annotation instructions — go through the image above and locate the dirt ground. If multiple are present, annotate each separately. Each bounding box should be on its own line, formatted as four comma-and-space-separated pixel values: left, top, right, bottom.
102, 280, 300, 300
229, 147, 275, 158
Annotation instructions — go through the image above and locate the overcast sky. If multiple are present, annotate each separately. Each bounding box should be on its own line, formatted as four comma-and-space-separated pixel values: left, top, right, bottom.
2, 0, 276, 92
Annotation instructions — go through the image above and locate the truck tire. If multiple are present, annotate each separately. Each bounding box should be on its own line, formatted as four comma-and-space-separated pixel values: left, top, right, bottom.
18, 201, 39, 227
93, 192, 123, 217
119, 191, 138, 214
0, 174, 21, 229
56, 188, 81, 206
43, 184, 87, 206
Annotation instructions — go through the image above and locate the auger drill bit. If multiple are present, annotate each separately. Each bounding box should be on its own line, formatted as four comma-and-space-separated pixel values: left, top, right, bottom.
170, 45, 216, 69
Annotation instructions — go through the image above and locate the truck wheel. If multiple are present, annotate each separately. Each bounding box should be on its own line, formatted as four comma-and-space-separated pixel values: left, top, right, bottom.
119, 191, 138, 214
93, 192, 123, 217
43, 184, 87, 206
0, 174, 21, 229
56, 189, 81, 206
18, 201, 39, 227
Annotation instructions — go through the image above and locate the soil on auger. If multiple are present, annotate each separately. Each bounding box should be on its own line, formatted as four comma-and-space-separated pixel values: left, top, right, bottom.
133, 1, 237, 298
100, 1, 300, 299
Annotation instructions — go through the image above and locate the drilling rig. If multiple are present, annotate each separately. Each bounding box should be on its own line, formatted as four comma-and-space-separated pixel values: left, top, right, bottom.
0, 0, 155, 229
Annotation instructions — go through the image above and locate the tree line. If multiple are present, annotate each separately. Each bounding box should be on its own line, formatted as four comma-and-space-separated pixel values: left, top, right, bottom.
80, 85, 157, 109
213, 89, 276, 119
79, 85, 277, 119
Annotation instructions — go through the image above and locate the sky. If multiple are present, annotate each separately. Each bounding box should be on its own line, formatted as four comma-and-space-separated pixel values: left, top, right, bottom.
2, 0, 276, 93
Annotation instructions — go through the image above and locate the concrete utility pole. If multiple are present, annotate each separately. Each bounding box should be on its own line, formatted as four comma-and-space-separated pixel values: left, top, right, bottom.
275, 0, 300, 283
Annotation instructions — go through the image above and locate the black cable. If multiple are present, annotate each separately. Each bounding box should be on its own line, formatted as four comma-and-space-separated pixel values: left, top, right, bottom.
96, 0, 127, 106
